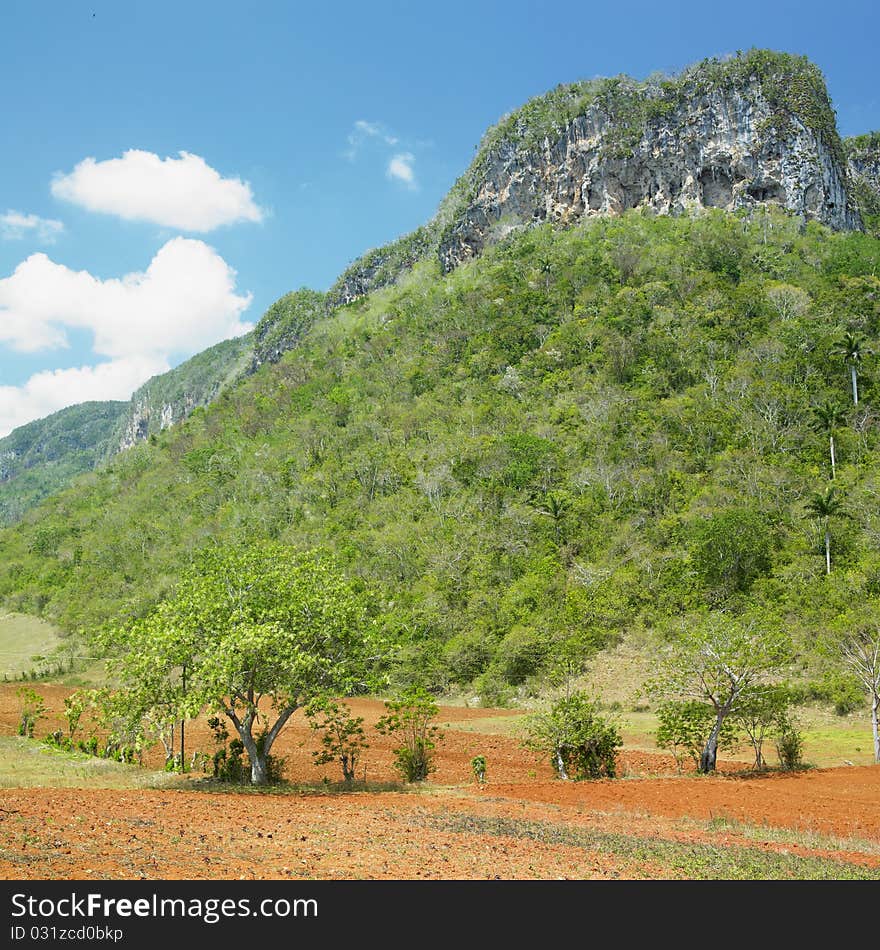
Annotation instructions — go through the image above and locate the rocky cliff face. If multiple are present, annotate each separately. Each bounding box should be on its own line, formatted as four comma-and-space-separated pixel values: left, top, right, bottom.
115, 333, 254, 452
846, 133, 880, 220
438, 82, 858, 272
333, 50, 863, 302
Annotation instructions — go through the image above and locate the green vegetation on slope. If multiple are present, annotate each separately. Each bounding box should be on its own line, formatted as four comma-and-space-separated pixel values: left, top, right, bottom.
1, 208, 880, 704
0, 402, 127, 525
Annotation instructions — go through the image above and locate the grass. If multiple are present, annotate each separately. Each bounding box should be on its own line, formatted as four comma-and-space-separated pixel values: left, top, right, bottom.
414, 811, 880, 880
0, 736, 175, 790
0, 612, 64, 678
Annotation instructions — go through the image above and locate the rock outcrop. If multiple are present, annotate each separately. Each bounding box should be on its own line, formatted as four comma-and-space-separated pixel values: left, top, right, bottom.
846, 132, 880, 219
333, 50, 863, 302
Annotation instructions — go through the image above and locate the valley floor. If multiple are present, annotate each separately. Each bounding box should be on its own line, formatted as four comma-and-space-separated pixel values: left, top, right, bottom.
0, 689, 877, 880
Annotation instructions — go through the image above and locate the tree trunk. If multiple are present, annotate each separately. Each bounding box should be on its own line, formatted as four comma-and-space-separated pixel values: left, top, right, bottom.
825, 528, 831, 575
872, 694, 879, 765
555, 746, 568, 780
851, 365, 859, 406
236, 729, 268, 785
699, 714, 724, 774
226, 704, 297, 785
830, 435, 836, 480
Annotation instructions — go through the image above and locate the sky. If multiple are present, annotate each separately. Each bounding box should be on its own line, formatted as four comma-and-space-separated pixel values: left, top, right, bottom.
1, 0, 879, 437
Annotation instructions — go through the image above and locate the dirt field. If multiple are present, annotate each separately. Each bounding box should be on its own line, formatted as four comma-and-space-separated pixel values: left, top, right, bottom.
1, 685, 878, 880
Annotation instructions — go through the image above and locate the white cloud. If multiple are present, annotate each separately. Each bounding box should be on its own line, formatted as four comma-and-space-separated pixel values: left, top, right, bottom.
0, 237, 252, 357
0, 210, 64, 244
344, 119, 399, 160
387, 152, 417, 189
51, 150, 264, 232
0, 238, 253, 437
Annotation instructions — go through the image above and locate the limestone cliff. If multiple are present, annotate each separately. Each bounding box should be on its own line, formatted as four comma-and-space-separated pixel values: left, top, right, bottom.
332, 50, 862, 303
846, 132, 880, 222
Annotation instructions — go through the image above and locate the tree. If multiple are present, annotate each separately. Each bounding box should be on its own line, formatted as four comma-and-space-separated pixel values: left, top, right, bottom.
112, 544, 371, 785
835, 332, 864, 406
689, 508, 774, 597
810, 400, 847, 480
647, 613, 790, 773
375, 687, 441, 783
804, 486, 848, 575
829, 610, 880, 763
655, 699, 738, 773
732, 685, 793, 769
305, 698, 368, 784
522, 692, 621, 780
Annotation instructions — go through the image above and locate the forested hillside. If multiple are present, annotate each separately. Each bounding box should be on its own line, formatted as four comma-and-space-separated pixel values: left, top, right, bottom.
2, 208, 879, 701
0, 401, 126, 524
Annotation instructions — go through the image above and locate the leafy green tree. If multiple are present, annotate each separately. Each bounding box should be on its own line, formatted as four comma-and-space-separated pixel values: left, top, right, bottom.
16, 686, 46, 738
804, 486, 848, 575
112, 544, 371, 785
375, 687, 441, 783
305, 698, 368, 784
655, 699, 738, 772
647, 613, 790, 773
732, 685, 793, 769
689, 508, 774, 598
810, 400, 848, 480
522, 692, 621, 780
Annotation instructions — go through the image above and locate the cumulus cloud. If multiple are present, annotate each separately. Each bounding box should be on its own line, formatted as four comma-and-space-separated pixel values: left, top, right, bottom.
0, 237, 252, 357
51, 150, 264, 231
0, 210, 64, 244
387, 152, 417, 189
0, 238, 253, 437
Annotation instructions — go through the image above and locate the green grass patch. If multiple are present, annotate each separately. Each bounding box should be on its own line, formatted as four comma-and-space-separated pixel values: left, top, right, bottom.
0, 736, 174, 790
0, 613, 65, 678
414, 811, 880, 880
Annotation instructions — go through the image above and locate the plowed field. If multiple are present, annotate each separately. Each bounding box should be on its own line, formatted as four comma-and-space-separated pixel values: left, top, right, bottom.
1, 686, 878, 879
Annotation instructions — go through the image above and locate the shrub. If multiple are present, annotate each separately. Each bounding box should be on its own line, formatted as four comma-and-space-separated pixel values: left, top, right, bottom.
305, 698, 368, 784
471, 754, 487, 784
523, 692, 622, 780
375, 687, 442, 783
776, 718, 805, 771
16, 686, 46, 738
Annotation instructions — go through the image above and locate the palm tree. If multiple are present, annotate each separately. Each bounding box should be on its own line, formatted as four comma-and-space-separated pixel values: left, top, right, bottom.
810, 400, 847, 479
805, 486, 847, 575
834, 333, 864, 406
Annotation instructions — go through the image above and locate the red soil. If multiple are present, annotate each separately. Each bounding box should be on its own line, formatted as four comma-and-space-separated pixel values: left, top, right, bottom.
1, 685, 877, 879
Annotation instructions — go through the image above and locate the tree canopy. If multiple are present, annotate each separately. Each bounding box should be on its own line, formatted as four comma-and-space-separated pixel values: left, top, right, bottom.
109, 542, 374, 783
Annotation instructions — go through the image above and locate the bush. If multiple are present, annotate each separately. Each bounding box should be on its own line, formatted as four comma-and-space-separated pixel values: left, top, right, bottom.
471, 755, 487, 784
305, 698, 368, 783
16, 686, 46, 738
523, 692, 622, 780
776, 718, 805, 771
375, 687, 442, 783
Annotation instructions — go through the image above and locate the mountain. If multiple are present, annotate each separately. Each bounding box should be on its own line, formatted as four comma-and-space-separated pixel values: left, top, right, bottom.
1, 176, 879, 704
0, 288, 326, 525
845, 131, 880, 232
3, 52, 880, 690
329, 49, 862, 308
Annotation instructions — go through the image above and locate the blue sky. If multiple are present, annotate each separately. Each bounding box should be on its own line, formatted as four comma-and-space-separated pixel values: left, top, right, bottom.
1, 0, 879, 435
